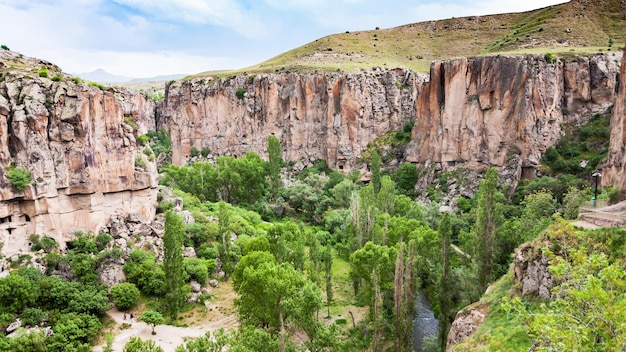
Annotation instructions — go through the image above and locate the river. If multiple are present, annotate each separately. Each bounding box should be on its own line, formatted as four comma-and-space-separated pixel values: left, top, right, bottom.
412, 292, 439, 352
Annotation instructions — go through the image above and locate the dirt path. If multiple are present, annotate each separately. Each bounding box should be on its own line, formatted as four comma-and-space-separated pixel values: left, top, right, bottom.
94, 282, 239, 352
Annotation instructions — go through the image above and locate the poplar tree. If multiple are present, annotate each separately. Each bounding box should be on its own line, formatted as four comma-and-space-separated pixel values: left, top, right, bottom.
437, 212, 453, 351
371, 150, 381, 197
267, 135, 282, 199
163, 211, 185, 320
324, 245, 333, 318
474, 168, 500, 293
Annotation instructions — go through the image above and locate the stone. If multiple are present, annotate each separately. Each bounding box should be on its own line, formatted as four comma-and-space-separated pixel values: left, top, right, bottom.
183, 247, 196, 258
98, 263, 127, 288
446, 301, 488, 351
6, 318, 22, 333
209, 279, 219, 288
189, 280, 201, 293
514, 243, 553, 299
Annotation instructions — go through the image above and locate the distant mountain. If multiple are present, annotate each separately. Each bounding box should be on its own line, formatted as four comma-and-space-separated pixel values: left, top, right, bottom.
74, 69, 188, 83
130, 74, 187, 82
75, 69, 133, 83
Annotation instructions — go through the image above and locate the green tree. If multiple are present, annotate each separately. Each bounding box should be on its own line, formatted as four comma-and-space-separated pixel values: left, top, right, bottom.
267, 135, 282, 199
110, 283, 141, 311
183, 258, 209, 285
395, 163, 419, 196
235, 261, 322, 352
371, 150, 381, 197
473, 168, 502, 292
5, 166, 31, 191
163, 211, 185, 320
437, 213, 453, 351
323, 245, 333, 318
141, 310, 164, 335
124, 337, 164, 352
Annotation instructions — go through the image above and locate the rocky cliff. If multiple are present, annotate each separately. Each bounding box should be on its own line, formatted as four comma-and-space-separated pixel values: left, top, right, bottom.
407, 53, 621, 185
159, 68, 426, 170
601, 46, 626, 188
0, 50, 157, 256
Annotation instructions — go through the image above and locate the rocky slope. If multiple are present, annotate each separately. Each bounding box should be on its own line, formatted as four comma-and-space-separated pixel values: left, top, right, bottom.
601, 46, 626, 188
163, 53, 621, 191
0, 50, 157, 256
159, 68, 426, 170
407, 52, 621, 193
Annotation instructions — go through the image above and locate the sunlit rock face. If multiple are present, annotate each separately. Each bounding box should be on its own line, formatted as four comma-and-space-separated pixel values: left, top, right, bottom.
159, 68, 426, 171
406, 53, 620, 179
601, 47, 626, 188
0, 50, 157, 256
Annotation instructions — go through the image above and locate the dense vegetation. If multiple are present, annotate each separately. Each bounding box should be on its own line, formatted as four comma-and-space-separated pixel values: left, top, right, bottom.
0, 110, 620, 351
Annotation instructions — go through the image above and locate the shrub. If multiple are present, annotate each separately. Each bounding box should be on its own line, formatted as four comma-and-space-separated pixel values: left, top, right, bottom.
5, 165, 32, 190
545, 52, 555, 64
51, 75, 62, 82
236, 87, 246, 100
201, 147, 211, 157
190, 147, 200, 158
110, 283, 140, 311
1, 45, 9, 51
71, 77, 83, 84
88, 81, 106, 91
136, 135, 149, 146
135, 157, 146, 169
38, 68, 48, 78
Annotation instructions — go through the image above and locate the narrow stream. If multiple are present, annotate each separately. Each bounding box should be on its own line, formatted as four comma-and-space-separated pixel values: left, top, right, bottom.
412, 292, 439, 352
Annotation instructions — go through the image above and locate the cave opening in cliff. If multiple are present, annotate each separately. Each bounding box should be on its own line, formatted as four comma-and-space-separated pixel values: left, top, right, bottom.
24, 215, 30, 222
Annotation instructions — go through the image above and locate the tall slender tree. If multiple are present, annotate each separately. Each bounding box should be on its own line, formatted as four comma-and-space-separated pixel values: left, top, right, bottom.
324, 245, 333, 318
267, 135, 282, 199
437, 212, 453, 351
371, 150, 381, 197
474, 167, 500, 293
163, 211, 185, 320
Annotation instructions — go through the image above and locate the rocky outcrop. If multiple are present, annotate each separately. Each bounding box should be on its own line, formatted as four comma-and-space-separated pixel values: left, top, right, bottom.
446, 301, 488, 351
514, 243, 553, 299
407, 53, 621, 183
0, 50, 157, 256
159, 68, 426, 170
601, 46, 626, 188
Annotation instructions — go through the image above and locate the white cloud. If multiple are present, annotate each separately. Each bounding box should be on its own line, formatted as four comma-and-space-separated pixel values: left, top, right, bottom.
55, 49, 241, 77
112, 0, 269, 38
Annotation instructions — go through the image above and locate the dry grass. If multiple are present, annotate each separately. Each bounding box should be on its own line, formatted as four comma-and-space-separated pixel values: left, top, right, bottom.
195, 0, 625, 77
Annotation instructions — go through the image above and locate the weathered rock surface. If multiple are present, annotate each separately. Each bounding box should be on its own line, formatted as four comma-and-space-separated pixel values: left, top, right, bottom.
514, 243, 553, 299
159, 68, 426, 170
0, 50, 157, 256
601, 46, 626, 188
407, 53, 621, 183
446, 301, 488, 351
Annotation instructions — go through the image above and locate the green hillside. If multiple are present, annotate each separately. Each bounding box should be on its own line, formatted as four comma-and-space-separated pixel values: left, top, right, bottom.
197, 0, 626, 77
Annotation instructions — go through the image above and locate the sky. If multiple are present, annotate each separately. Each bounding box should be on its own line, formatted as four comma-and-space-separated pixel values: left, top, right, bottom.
0, 0, 568, 78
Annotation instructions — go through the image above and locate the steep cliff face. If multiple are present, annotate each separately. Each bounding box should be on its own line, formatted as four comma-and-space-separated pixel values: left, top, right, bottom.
406, 53, 621, 181
601, 47, 626, 188
0, 50, 157, 256
159, 68, 425, 170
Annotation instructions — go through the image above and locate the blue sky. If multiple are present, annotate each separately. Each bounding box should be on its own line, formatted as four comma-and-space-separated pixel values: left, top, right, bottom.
0, 0, 567, 77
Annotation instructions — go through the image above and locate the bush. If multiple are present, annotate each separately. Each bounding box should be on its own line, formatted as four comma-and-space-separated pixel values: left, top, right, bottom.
136, 135, 149, 146
545, 52, 555, 64
51, 75, 62, 82
236, 87, 246, 100
38, 68, 48, 78
1, 45, 9, 51
5, 166, 32, 190
184, 257, 208, 285
110, 283, 140, 311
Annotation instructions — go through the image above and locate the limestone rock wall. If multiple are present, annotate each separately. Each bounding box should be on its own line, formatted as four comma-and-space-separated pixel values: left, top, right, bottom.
600, 47, 626, 188
406, 53, 621, 180
159, 68, 426, 170
0, 50, 157, 256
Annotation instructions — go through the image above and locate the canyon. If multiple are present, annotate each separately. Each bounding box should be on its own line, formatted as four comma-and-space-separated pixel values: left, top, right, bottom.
1, 47, 625, 256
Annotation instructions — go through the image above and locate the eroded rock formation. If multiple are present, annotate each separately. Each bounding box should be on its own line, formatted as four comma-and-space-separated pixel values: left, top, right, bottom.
0, 50, 157, 256
601, 46, 626, 188
159, 68, 426, 170
407, 53, 621, 182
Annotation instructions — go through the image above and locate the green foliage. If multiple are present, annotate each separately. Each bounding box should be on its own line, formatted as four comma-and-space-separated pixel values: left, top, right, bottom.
184, 257, 208, 285
124, 336, 164, 351
29, 234, 58, 253
51, 75, 62, 82
235, 87, 246, 99
141, 310, 164, 334
71, 77, 83, 84
267, 135, 282, 198
190, 147, 200, 158
5, 165, 32, 190
136, 134, 149, 146
38, 66, 48, 78
164, 211, 185, 319
146, 129, 172, 156
540, 113, 610, 176
123, 249, 166, 296
110, 283, 141, 311
370, 150, 381, 197
394, 163, 418, 196
544, 52, 555, 64
1, 45, 9, 50
88, 81, 107, 91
